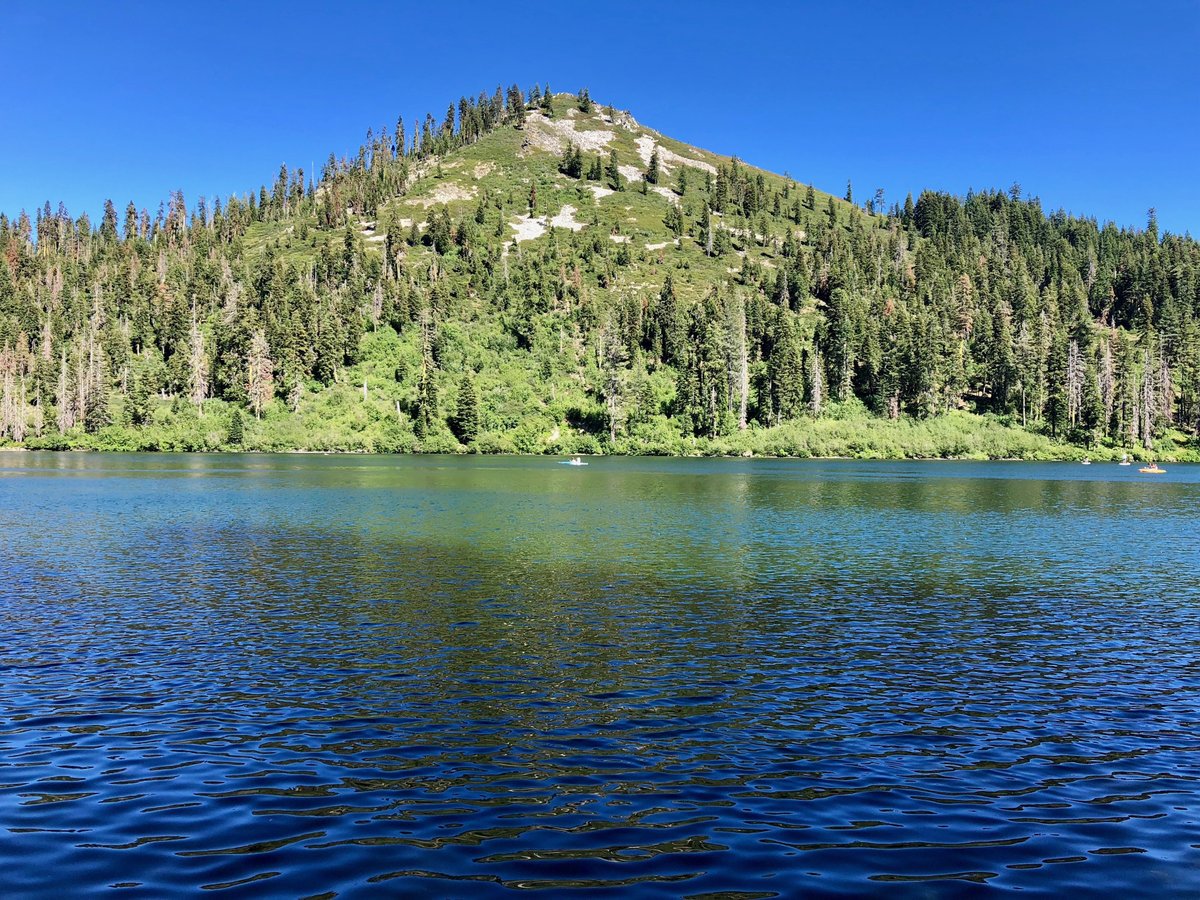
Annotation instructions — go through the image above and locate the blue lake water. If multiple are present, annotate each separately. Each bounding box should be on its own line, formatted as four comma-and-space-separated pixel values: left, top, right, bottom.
1, 453, 1198, 897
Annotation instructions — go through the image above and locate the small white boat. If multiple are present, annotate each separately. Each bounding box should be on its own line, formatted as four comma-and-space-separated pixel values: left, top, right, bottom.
1119, 454, 1131, 466
1081, 458, 1091, 465
560, 457, 588, 466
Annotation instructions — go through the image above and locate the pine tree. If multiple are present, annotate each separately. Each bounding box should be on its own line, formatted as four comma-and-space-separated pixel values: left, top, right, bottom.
508, 84, 526, 126
83, 389, 109, 434
772, 269, 791, 309
451, 373, 479, 444
128, 372, 152, 426
227, 409, 244, 445
1045, 331, 1069, 437
600, 320, 629, 442
653, 274, 682, 366
414, 316, 438, 438
664, 201, 684, 236
770, 320, 805, 420
100, 199, 118, 243
700, 205, 715, 256
188, 314, 208, 415
629, 378, 657, 428
808, 346, 825, 415
560, 143, 583, 178
645, 148, 660, 185
1080, 365, 1104, 445
606, 148, 622, 191
1, 369, 19, 440
824, 288, 857, 400
247, 329, 274, 419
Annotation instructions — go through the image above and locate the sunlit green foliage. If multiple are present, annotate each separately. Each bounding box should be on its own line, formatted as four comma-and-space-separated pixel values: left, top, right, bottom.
1, 89, 1198, 460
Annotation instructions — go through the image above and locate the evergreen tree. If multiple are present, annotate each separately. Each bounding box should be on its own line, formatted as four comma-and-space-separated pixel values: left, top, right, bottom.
769, 319, 805, 420
645, 148, 660, 185
699, 205, 715, 256
1080, 365, 1104, 445
664, 201, 684, 237
451, 373, 479, 443
128, 373, 152, 426
84, 388, 111, 434
560, 143, 583, 178
606, 148, 622, 191
599, 321, 628, 442
247, 329, 274, 419
227, 409, 244, 445
100, 199, 118, 243
414, 317, 438, 438
653, 274, 683, 366
123, 202, 139, 240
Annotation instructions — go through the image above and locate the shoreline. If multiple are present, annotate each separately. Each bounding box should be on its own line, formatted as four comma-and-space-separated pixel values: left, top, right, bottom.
2, 444, 1193, 463
4, 409, 1194, 463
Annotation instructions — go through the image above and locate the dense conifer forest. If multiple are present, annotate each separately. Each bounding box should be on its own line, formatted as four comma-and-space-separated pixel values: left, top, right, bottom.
2, 86, 1198, 458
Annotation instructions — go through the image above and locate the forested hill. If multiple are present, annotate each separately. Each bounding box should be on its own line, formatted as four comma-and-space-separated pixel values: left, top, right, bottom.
1, 85, 1198, 458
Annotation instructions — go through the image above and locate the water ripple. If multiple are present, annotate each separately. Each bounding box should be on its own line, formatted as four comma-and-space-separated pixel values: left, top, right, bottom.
1, 454, 1199, 896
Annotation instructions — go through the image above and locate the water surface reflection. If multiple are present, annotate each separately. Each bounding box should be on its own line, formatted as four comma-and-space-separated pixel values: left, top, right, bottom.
1, 455, 1198, 896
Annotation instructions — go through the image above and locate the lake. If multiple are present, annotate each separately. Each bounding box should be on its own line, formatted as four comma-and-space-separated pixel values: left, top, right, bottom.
1, 453, 1198, 897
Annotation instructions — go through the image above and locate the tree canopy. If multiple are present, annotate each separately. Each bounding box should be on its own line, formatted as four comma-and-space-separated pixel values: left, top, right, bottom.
1, 85, 1197, 459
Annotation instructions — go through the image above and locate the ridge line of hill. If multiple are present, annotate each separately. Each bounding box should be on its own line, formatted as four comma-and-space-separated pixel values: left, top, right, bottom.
0, 85, 1197, 460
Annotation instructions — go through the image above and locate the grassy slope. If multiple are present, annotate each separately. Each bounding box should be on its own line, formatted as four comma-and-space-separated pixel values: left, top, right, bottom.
14, 96, 1197, 460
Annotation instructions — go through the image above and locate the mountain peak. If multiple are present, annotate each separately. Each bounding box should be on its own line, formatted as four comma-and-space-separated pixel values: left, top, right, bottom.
0, 84, 1195, 461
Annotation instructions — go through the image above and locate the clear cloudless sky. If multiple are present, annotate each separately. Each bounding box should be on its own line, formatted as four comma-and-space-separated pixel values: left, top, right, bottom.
3, 1, 1198, 234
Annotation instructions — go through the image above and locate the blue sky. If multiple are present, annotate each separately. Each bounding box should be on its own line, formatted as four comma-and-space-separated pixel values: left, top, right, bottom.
3, 1, 1198, 234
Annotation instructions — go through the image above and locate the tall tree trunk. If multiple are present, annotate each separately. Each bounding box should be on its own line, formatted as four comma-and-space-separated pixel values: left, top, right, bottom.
737, 303, 748, 431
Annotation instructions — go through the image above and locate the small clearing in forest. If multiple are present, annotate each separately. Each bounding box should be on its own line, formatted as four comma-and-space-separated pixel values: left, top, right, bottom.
413, 183, 476, 207
510, 214, 547, 242
549, 205, 585, 231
